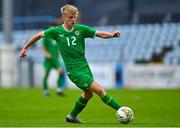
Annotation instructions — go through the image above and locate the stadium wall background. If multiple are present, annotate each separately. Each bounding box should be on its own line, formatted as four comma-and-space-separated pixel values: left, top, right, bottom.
16, 62, 180, 89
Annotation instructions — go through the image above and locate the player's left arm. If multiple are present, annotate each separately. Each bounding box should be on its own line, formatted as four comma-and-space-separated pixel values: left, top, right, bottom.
95, 31, 120, 39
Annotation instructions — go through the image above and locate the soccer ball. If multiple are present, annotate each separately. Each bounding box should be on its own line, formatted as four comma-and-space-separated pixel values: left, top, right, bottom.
116, 106, 134, 124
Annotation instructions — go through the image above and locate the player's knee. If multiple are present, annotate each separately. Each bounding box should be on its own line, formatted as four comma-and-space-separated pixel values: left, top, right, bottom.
84, 92, 93, 100
96, 88, 106, 98
88, 93, 93, 99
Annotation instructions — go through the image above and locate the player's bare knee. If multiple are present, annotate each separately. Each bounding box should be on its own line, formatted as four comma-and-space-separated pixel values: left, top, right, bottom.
83, 92, 93, 100
88, 93, 93, 99
87, 93, 93, 99
97, 88, 106, 98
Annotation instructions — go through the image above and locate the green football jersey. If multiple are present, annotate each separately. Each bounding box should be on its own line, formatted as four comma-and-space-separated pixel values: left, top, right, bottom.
42, 37, 59, 59
44, 24, 96, 72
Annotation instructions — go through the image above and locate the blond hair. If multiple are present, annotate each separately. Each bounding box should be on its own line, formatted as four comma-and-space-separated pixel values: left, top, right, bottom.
61, 4, 79, 16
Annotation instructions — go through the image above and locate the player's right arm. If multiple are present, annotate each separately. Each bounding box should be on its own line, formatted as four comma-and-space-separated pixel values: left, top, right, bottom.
20, 31, 44, 59
96, 31, 120, 39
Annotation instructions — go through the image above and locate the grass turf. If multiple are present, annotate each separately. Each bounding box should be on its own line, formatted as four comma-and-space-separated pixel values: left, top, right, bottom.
0, 88, 180, 127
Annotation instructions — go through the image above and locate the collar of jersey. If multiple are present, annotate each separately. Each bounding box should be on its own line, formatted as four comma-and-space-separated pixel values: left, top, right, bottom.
63, 24, 74, 32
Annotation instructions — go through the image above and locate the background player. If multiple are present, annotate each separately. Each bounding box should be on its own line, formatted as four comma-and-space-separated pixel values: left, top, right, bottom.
42, 36, 65, 96
41, 19, 65, 96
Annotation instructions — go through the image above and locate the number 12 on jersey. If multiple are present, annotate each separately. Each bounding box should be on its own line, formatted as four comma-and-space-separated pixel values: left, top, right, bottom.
66, 36, 76, 46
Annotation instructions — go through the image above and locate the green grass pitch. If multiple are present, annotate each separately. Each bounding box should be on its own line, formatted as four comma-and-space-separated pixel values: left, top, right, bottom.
0, 88, 180, 127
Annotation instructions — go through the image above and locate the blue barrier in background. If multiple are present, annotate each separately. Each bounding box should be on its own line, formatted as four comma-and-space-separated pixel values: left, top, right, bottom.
115, 65, 123, 88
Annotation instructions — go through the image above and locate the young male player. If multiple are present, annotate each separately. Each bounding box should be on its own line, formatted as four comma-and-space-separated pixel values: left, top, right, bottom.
20, 4, 121, 123
42, 36, 65, 96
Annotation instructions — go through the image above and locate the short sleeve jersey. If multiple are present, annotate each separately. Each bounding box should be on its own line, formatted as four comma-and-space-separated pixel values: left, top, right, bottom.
44, 24, 96, 72
42, 37, 59, 59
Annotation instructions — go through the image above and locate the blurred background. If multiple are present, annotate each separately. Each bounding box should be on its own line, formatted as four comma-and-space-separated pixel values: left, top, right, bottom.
0, 0, 180, 89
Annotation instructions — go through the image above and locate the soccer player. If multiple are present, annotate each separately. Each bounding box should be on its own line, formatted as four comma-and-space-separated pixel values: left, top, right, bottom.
20, 4, 121, 123
42, 36, 65, 96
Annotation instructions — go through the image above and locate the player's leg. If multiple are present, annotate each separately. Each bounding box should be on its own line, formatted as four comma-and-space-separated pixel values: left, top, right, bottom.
43, 59, 51, 96
66, 91, 93, 123
43, 70, 50, 96
66, 71, 93, 123
56, 67, 65, 95
69, 91, 93, 117
90, 81, 121, 110
54, 59, 65, 95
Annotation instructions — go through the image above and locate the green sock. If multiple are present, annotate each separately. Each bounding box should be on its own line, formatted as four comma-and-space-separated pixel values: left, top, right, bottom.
57, 73, 63, 88
70, 96, 88, 117
43, 76, 48, 90
102, 94, 121, 110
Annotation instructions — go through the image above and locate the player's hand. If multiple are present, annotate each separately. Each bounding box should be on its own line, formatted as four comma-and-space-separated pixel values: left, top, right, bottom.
20, 48, 27, 59
112, 31, 120, 37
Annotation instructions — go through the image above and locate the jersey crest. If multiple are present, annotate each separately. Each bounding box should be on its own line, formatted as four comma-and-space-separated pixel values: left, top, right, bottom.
75, 31, 80, 36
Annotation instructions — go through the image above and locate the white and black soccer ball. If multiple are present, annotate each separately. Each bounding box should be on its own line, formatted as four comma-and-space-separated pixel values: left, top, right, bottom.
116, 106, 134, 124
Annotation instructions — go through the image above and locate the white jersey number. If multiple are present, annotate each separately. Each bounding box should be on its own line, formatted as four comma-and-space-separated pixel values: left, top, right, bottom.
66, 36, 76, 46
